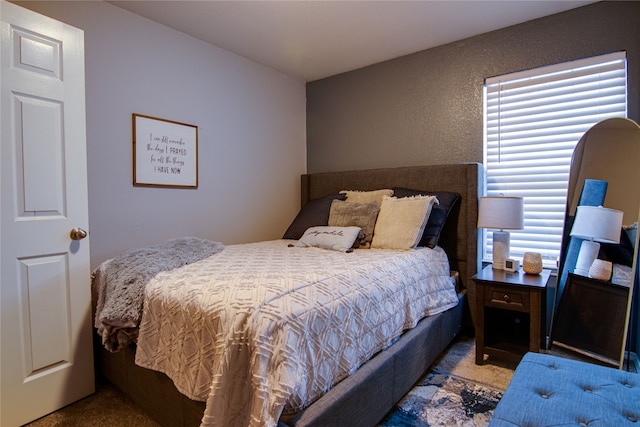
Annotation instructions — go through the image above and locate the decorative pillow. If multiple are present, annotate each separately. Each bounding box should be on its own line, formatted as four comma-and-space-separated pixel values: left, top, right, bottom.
328, 200, 380, 248
598, 227, 635, 267
339, 189, 393, 205
392, 188, 462, 248
371, 195, 437, 250
293, 226, 363, 252
282, 194, 346, 240
624, 222, 637, 249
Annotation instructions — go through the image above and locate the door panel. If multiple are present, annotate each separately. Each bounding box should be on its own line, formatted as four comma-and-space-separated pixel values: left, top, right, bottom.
1, 2, 93, 425
19, 254, 71, 372
13, 28, 61, 78
17, 94, 64, 215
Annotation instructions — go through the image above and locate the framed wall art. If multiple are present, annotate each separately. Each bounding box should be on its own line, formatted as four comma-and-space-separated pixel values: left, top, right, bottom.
133, 113, 198, 188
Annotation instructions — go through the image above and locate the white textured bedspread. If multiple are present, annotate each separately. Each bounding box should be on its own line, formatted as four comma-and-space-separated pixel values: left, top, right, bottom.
135, 240, 458, 427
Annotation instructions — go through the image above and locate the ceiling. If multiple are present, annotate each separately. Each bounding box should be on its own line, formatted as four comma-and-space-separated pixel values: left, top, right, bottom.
109, 0, 596, 82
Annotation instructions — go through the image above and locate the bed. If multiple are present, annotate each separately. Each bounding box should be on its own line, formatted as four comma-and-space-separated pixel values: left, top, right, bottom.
93, 162, 483, 427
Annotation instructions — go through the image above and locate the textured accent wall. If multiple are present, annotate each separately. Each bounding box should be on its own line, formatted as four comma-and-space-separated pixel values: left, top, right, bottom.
306, 1, 640, 174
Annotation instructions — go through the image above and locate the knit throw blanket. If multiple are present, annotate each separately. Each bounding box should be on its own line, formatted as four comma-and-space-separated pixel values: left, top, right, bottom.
92, 237, 224, 352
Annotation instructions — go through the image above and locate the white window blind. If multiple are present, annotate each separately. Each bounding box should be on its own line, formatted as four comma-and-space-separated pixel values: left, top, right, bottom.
483, 51, 627, 267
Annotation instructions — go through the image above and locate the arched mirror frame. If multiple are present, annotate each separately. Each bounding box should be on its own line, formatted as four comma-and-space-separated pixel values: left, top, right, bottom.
552, 117, 640, 368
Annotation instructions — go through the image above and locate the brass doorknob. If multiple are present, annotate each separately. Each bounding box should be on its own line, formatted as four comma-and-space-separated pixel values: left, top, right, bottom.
70, 227, 87, 240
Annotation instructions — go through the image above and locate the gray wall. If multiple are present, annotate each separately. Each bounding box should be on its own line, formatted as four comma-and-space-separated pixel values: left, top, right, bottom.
14, 1, 307, 269
306, 0, 640, 356
306, 1, 640, 174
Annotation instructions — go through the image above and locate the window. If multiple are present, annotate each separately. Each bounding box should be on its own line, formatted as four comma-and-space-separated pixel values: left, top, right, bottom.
483, 51, 627, 267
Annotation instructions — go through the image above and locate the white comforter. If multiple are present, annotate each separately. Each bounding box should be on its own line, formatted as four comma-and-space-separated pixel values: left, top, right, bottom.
134, 240, 458, 427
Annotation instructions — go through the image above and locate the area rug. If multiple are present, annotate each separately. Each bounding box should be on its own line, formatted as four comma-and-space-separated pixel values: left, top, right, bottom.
378, 370, 503, 427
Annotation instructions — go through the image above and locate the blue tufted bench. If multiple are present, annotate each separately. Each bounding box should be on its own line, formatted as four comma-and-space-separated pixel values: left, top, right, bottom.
490, 352, 640, 426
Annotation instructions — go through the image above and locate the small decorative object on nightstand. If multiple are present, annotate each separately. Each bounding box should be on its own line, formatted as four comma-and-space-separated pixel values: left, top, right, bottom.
503, 258, 520, 273
588, 259, 613, 281
522, 252, 543, 275
473, 264, 551, 365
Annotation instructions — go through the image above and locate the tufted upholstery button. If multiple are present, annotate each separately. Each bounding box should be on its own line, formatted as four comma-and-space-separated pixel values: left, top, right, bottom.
539, 392, 549, 399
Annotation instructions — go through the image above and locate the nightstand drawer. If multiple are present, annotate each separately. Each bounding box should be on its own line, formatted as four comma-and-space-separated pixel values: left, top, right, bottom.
485, 286, 530, 311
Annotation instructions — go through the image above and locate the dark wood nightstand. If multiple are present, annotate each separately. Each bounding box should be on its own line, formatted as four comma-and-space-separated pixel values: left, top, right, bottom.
474, 264, 551, 365
551, 272, 629, 365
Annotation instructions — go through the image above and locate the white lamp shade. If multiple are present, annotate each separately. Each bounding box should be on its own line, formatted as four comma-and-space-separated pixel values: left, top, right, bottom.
477, 196, 524, 230
571, 205, 623, 276
570, 205, 623, 243
478, 196, 524, 270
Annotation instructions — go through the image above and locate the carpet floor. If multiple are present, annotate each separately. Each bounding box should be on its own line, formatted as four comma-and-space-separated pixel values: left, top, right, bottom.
25, 334, 517, 427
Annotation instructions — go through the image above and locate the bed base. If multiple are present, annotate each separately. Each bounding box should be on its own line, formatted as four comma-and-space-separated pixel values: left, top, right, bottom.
96, 293, 466, 427
280, 293, 466, 427
95, 163, 482, 426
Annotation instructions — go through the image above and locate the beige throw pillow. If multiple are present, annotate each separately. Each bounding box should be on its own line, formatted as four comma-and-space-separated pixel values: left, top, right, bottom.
328, 200, 380, 248
371, 195, 437, 250
340, 189, 393, 205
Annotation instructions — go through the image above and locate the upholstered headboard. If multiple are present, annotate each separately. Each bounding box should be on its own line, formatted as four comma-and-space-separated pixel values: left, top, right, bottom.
300, 163, 483, 293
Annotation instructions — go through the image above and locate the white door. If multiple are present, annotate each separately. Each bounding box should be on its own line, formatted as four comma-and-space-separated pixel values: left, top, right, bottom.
1, 2, 94, 425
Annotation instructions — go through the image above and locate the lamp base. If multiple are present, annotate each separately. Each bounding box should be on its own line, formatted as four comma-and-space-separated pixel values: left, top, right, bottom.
574, 239, 600, 276
492, 230, 510, 270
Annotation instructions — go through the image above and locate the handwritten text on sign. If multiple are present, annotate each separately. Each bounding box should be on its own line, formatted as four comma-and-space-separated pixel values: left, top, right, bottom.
134, 114, 198, 187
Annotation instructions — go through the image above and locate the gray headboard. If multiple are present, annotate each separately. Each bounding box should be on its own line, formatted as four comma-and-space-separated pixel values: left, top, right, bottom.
301, 163, 483, 293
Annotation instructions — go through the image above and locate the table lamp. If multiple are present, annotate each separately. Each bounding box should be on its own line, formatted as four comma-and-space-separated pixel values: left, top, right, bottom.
570, 205, 623, 276
478, 196, 524, 270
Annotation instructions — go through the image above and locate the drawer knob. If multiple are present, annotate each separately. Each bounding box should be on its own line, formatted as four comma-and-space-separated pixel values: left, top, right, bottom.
503, 294, 510, 302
